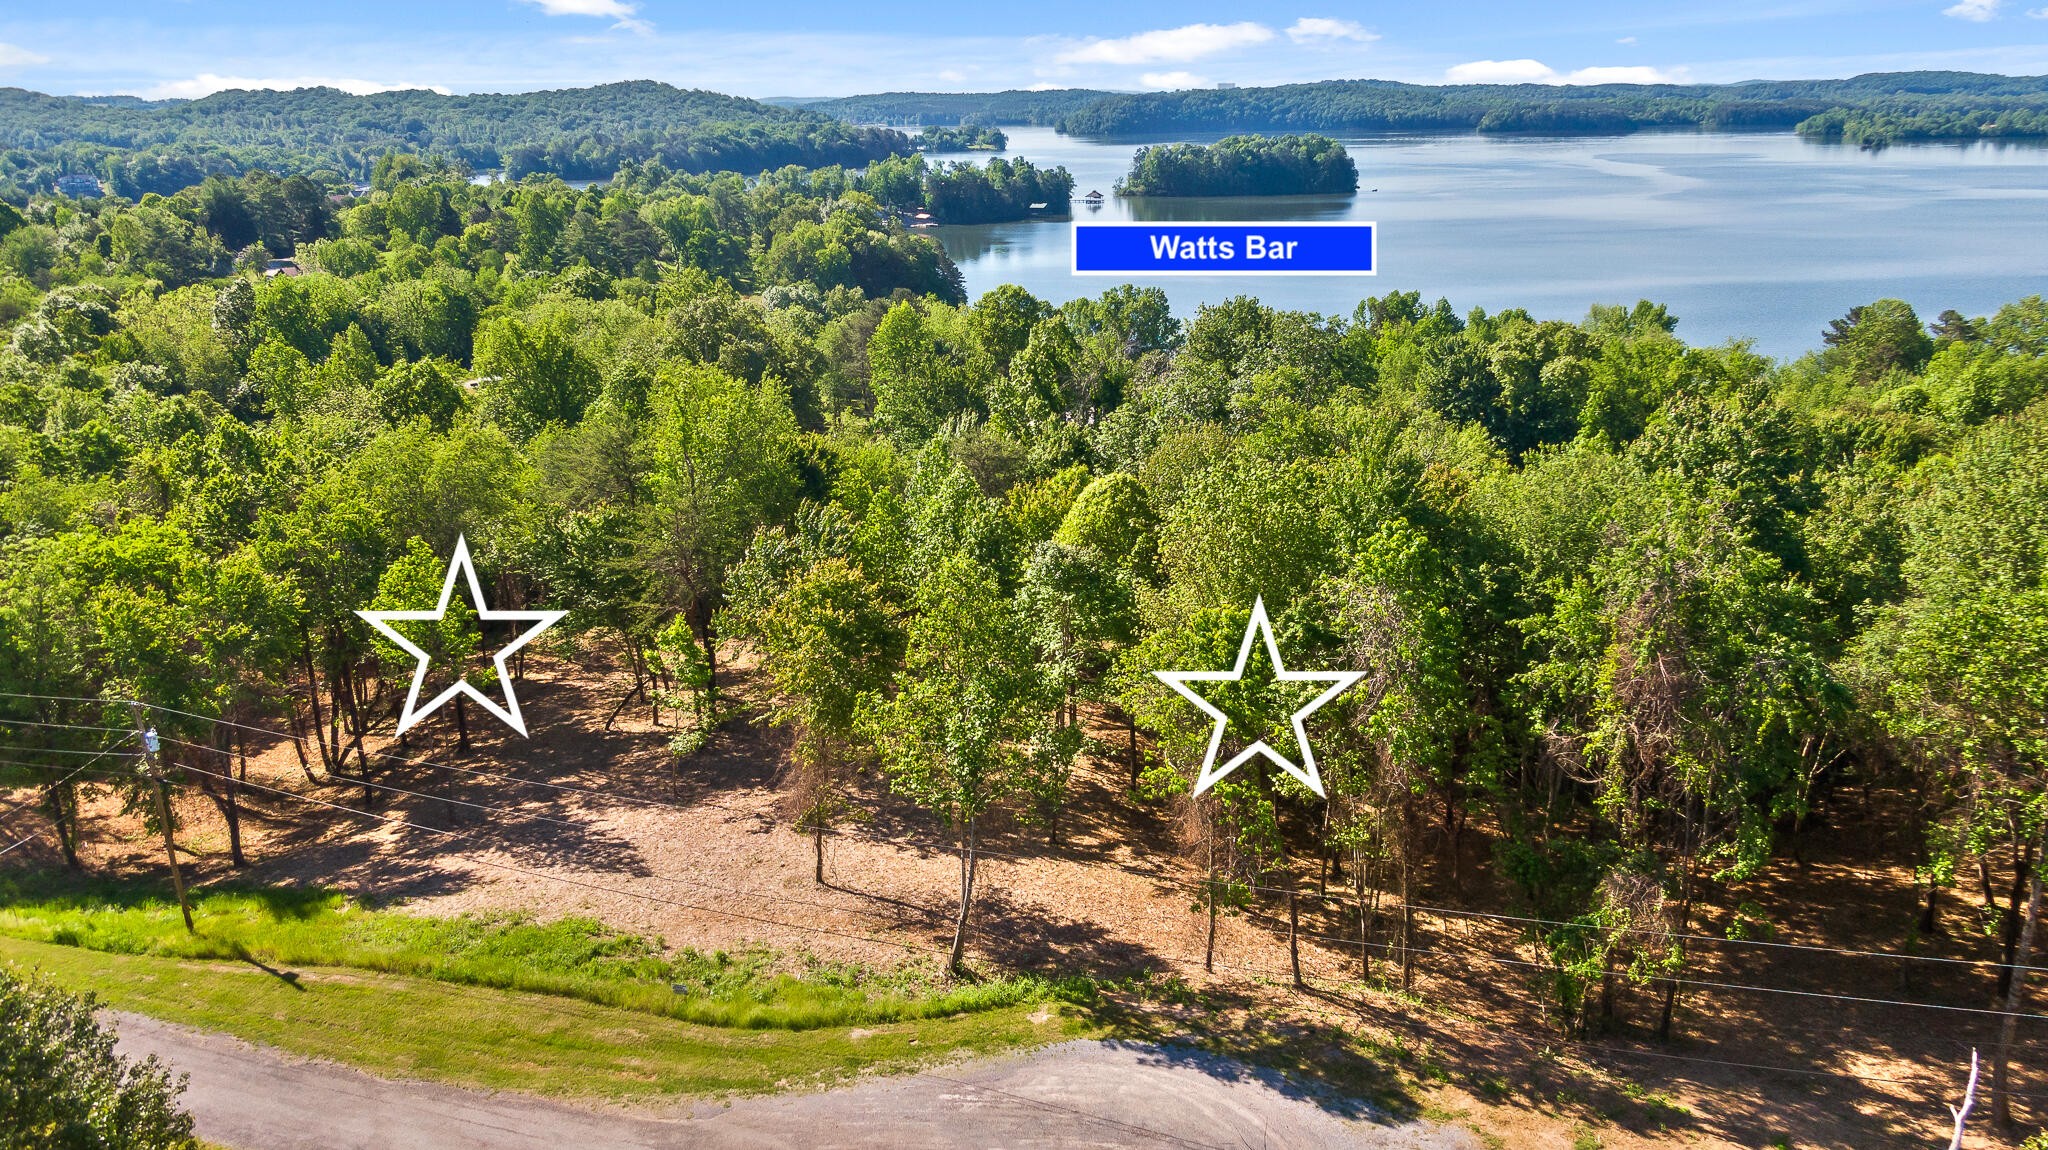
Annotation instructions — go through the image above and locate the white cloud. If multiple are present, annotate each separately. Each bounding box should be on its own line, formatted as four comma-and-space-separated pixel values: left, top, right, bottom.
1445, 58, 1557, 84
516, 0, 651, 34
1057, 22, 1273, 66
1286, 18, 1376, 44
1444, 59, 1682, 85
2029, 5, 2048, 14
1943, 0, 2002, 19
1565, 65, 1681, 84
1617, 35, 1639, 45
1140, 71, 1209, 89
138, 74, 452, 100
937, 69, 966, 83
0, 42, 49, 68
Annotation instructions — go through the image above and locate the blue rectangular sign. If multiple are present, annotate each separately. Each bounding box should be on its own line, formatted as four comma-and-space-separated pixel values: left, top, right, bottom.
1073, 221, 1376, 277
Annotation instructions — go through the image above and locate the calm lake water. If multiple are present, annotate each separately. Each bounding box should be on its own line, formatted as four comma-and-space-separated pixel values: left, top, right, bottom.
926, 127, 2048, 359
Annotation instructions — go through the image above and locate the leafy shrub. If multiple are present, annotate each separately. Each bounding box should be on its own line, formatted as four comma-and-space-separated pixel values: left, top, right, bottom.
0, 964, 195, 1150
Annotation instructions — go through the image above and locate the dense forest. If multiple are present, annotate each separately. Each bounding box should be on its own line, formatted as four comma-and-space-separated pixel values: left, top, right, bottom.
802, 71, 2048, 140
1116, 134, 1357, 197
1797, 103, 2048, 146
858, 154, 1074, 223
801, 89, 1112, 128
0, 83, 913, 201
0, 145, 2045, 1113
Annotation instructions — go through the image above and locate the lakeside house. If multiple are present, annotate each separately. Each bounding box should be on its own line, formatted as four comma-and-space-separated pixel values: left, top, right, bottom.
55, 174, 103, 198
263, 259, 302, 279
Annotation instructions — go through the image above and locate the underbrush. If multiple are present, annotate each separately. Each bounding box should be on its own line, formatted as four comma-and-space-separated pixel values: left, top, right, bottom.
0, 874, 1091, 1029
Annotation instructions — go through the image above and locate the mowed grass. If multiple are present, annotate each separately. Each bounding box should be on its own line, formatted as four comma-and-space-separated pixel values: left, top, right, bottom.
0, 874, 1083, 1029
0, 934, 1089, 1100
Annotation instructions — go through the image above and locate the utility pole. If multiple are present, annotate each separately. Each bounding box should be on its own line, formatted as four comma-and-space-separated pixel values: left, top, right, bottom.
130, 702, 193, 934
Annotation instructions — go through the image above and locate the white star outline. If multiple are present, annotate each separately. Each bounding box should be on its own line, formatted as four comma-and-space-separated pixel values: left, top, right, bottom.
355, 535, 566, 738
1153, 597, 1364, 799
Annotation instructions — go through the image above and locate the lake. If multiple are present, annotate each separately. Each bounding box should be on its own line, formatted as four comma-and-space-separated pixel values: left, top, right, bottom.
925, 127, 2048, 360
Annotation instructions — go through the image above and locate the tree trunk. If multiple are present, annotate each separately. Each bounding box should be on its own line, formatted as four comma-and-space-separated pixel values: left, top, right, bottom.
1992, 829, 2044, 1134
1442, 791, 1463, 896
1126, 713, 1140, 790
1204, 823, 1217, 973
216, 729, 245, 868
334, 661, 372, 780
454, 693, 470, 754
47, 782, 80, 869
1657, 888, 1696, 1042
814, 823, 826, 885
1918, 885, 1944, 936
948, 816, 979, 974
286, 701, 319, 784
1288, 886, 1304, 989
1399, 800, 1416, 994
301, 639, 335, 773
1357, 844, 1370, 979
698, 627, 719, 724
1599, 958, 1618, 1032
1999, 840, 2036, 1000
604, 664, 642, 732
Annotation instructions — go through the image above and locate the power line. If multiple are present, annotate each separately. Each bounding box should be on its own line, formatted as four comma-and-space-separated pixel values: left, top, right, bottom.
0, 743, 144, 757
1287, 923, 2048, 1024
100, 738, 2048, 1032
66, 697, 2041, 979
0, 731, 140, 822
0, 831, 43, 857
27, 757, 2048, 1116
17, 708, 2048, 1025
0, 718, 142, 736
18, 701, 2048, 995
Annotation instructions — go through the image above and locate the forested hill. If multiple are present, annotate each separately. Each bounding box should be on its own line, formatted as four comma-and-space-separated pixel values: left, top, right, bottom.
0, 82, 913, 200
799, 89, 1114, 127
801, 71, 2048, 139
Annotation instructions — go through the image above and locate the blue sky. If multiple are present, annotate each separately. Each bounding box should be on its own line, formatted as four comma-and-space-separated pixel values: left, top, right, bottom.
1, 1, 2045, 99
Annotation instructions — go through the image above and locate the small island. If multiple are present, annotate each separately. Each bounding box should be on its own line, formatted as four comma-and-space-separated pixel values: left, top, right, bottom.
1113, 133, 1359, 197
915, 124, 1008, 152
860, 153, 1073, 223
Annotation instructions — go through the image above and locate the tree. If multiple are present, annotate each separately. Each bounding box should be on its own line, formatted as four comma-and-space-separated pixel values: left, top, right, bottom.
1017, 539, 1131, 834
474, 314, 601, 441
1054, 471, 1161, 581
367, 536, 484, 753
858, 553, 1069, 971
373, 358, 466, 432
868, 302, 971, 444
639, 366, 801, 718
0, 967, 195, 1150
1822, 298, 1934, 382
725, 539, 901, 881
1857, 408, 2048, 1125
1519, 490, 1834, 1037
186, 544, 304, 865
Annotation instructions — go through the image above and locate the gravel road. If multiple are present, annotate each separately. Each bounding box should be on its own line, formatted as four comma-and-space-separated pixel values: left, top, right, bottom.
113, 1012, 1479, 1149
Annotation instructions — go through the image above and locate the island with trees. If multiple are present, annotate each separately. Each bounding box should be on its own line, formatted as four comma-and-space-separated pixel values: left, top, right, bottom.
1115, 134, 1357, 197
858, 154, 1073, 223
1796, 103, 2048, 146
915, 125, 1008, 152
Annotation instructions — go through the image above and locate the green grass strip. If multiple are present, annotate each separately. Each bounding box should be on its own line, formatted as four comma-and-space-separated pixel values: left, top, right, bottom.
0, 934, 1088, 1100
0, 874, 1089, 1030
